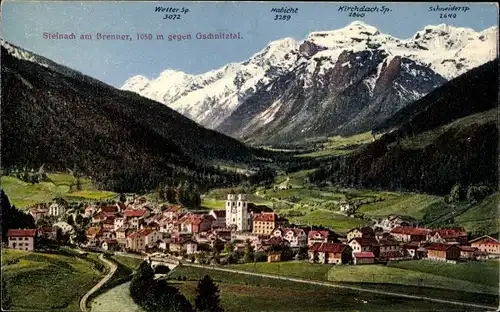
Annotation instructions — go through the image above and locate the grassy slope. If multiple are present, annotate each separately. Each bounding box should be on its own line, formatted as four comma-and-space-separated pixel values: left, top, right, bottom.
295, 132, 379, 158
356, 193, 442, 219
1, 173, 117, 209
454, 193, 500, 235
169, 266, 476, 311
2, 248, 104, 311
327, 262, 497, 295
288, 209, 369, 234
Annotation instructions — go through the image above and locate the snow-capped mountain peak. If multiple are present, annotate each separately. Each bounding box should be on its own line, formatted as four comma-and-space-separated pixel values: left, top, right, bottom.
121, 22, 497, 135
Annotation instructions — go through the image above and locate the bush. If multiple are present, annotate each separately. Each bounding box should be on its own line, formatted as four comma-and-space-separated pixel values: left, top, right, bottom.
5, 258, 19, 265
154, 265, 170, 274
182, 276, 187, 281
254, 252, 268, 262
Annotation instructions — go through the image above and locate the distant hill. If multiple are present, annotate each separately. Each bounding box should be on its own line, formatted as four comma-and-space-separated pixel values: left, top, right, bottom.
0, 44, 260, 192
309, 59, 498, 195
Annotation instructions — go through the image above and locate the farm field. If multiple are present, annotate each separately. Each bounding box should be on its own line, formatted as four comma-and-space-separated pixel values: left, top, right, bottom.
327, 262, 498, 295
356, 193, 443, 220
287, 209, 370, 234
229, 261, 330, 280
387, 259, 499, 290
169, 266, 477, 311
294, 132, 378, 158
2, 248, 104, 311
0, 173, 117, 209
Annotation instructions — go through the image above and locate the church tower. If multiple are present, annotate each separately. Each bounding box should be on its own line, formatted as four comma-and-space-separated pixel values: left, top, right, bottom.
225, 193, 249, 231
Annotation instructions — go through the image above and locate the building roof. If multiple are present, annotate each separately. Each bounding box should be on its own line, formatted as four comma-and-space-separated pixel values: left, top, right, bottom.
430, 228, 468, 239
128, 228, 155, 239
124, 209, 147, 218
426, 243, 460, 251
348, 226, 375, 234
459, 246, 477, 252
469, 235, 500, 245
166, 205, 183, 213
353, 252, 375, 258
283, 228, 305, 237
404, 242, 420, 249
391, 226, 430, 236
87, 227, 103, 237
254, 212, 281, 222
7, 229, 37, 237
308, 230, 329, 239
310, 242, 348, 253
212, 210, 226, 218
350, 237, 379, 246
101, 206, 118, 213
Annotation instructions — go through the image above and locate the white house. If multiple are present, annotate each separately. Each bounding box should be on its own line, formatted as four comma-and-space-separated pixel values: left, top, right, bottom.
49, 203, 66, 217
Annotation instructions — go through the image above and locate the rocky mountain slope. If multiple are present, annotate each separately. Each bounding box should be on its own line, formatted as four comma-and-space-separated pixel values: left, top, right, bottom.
122, 21, 498, 145
308, 59, 498, 195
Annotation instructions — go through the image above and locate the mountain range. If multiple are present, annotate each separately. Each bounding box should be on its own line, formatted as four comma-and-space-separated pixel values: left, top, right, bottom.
309, 58, 498, 195
121, 21, 498, 145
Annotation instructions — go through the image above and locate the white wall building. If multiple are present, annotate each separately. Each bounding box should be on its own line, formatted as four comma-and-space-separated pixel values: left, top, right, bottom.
49, 203, 66, 217
225, 194, 251, 232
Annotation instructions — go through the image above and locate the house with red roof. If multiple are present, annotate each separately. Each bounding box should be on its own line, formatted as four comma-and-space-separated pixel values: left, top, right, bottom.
169, 237, 198, 255
347, 226, 375, 241
126, 228, 162, 252
425, 243, 461, 262
353, 252, 376, 265
469, 235, 500, 255
427, 228, 468, 244
374, 239, 404, 260
7, 229, 37, 251
348, 237, 378, 254
391, 226, 430, 242
252, 212, 287, 236
92, 211, 108, 224
459, 246, 479, 260
273, 227, 307, 248
124, 209, 148, 228
308, 243, 352, 264
181, 214, 214, 234
307, 230, 330, 247
164, 205, 183, 219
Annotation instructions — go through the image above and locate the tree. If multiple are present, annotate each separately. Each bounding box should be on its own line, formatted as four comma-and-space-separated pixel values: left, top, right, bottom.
75, 213, 83, 225
154, 264, 170, 274
119, 193, 127, 203
313, 251, 319, 264
67, 215, 74, 226
2, 276, 12, 310
1, 191, 36, 241
130, 261, 155, 306
75, 177, 82, 191
223, 242, 234, 254
194, 275, 224, 312
243, 240, 254, 263
450, 183, 463, 203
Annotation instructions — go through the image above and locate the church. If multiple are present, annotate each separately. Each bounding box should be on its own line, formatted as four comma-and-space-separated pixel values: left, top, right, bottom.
225, 194, 252, 232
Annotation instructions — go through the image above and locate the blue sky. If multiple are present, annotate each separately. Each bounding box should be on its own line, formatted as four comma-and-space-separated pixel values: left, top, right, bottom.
1, 1, 498, 87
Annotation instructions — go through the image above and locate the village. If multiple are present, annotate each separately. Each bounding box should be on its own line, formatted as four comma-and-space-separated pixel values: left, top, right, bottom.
7, 192, 500, 267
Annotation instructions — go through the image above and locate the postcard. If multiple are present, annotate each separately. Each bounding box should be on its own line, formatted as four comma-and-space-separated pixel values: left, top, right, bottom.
0, 1, 498, 311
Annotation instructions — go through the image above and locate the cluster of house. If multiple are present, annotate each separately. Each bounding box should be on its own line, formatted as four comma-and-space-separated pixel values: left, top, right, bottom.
6, 194, 500, 266
307, 225, 500, 265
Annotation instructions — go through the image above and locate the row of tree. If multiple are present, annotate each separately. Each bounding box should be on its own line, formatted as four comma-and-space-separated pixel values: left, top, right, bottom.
130, 261, 223, 312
